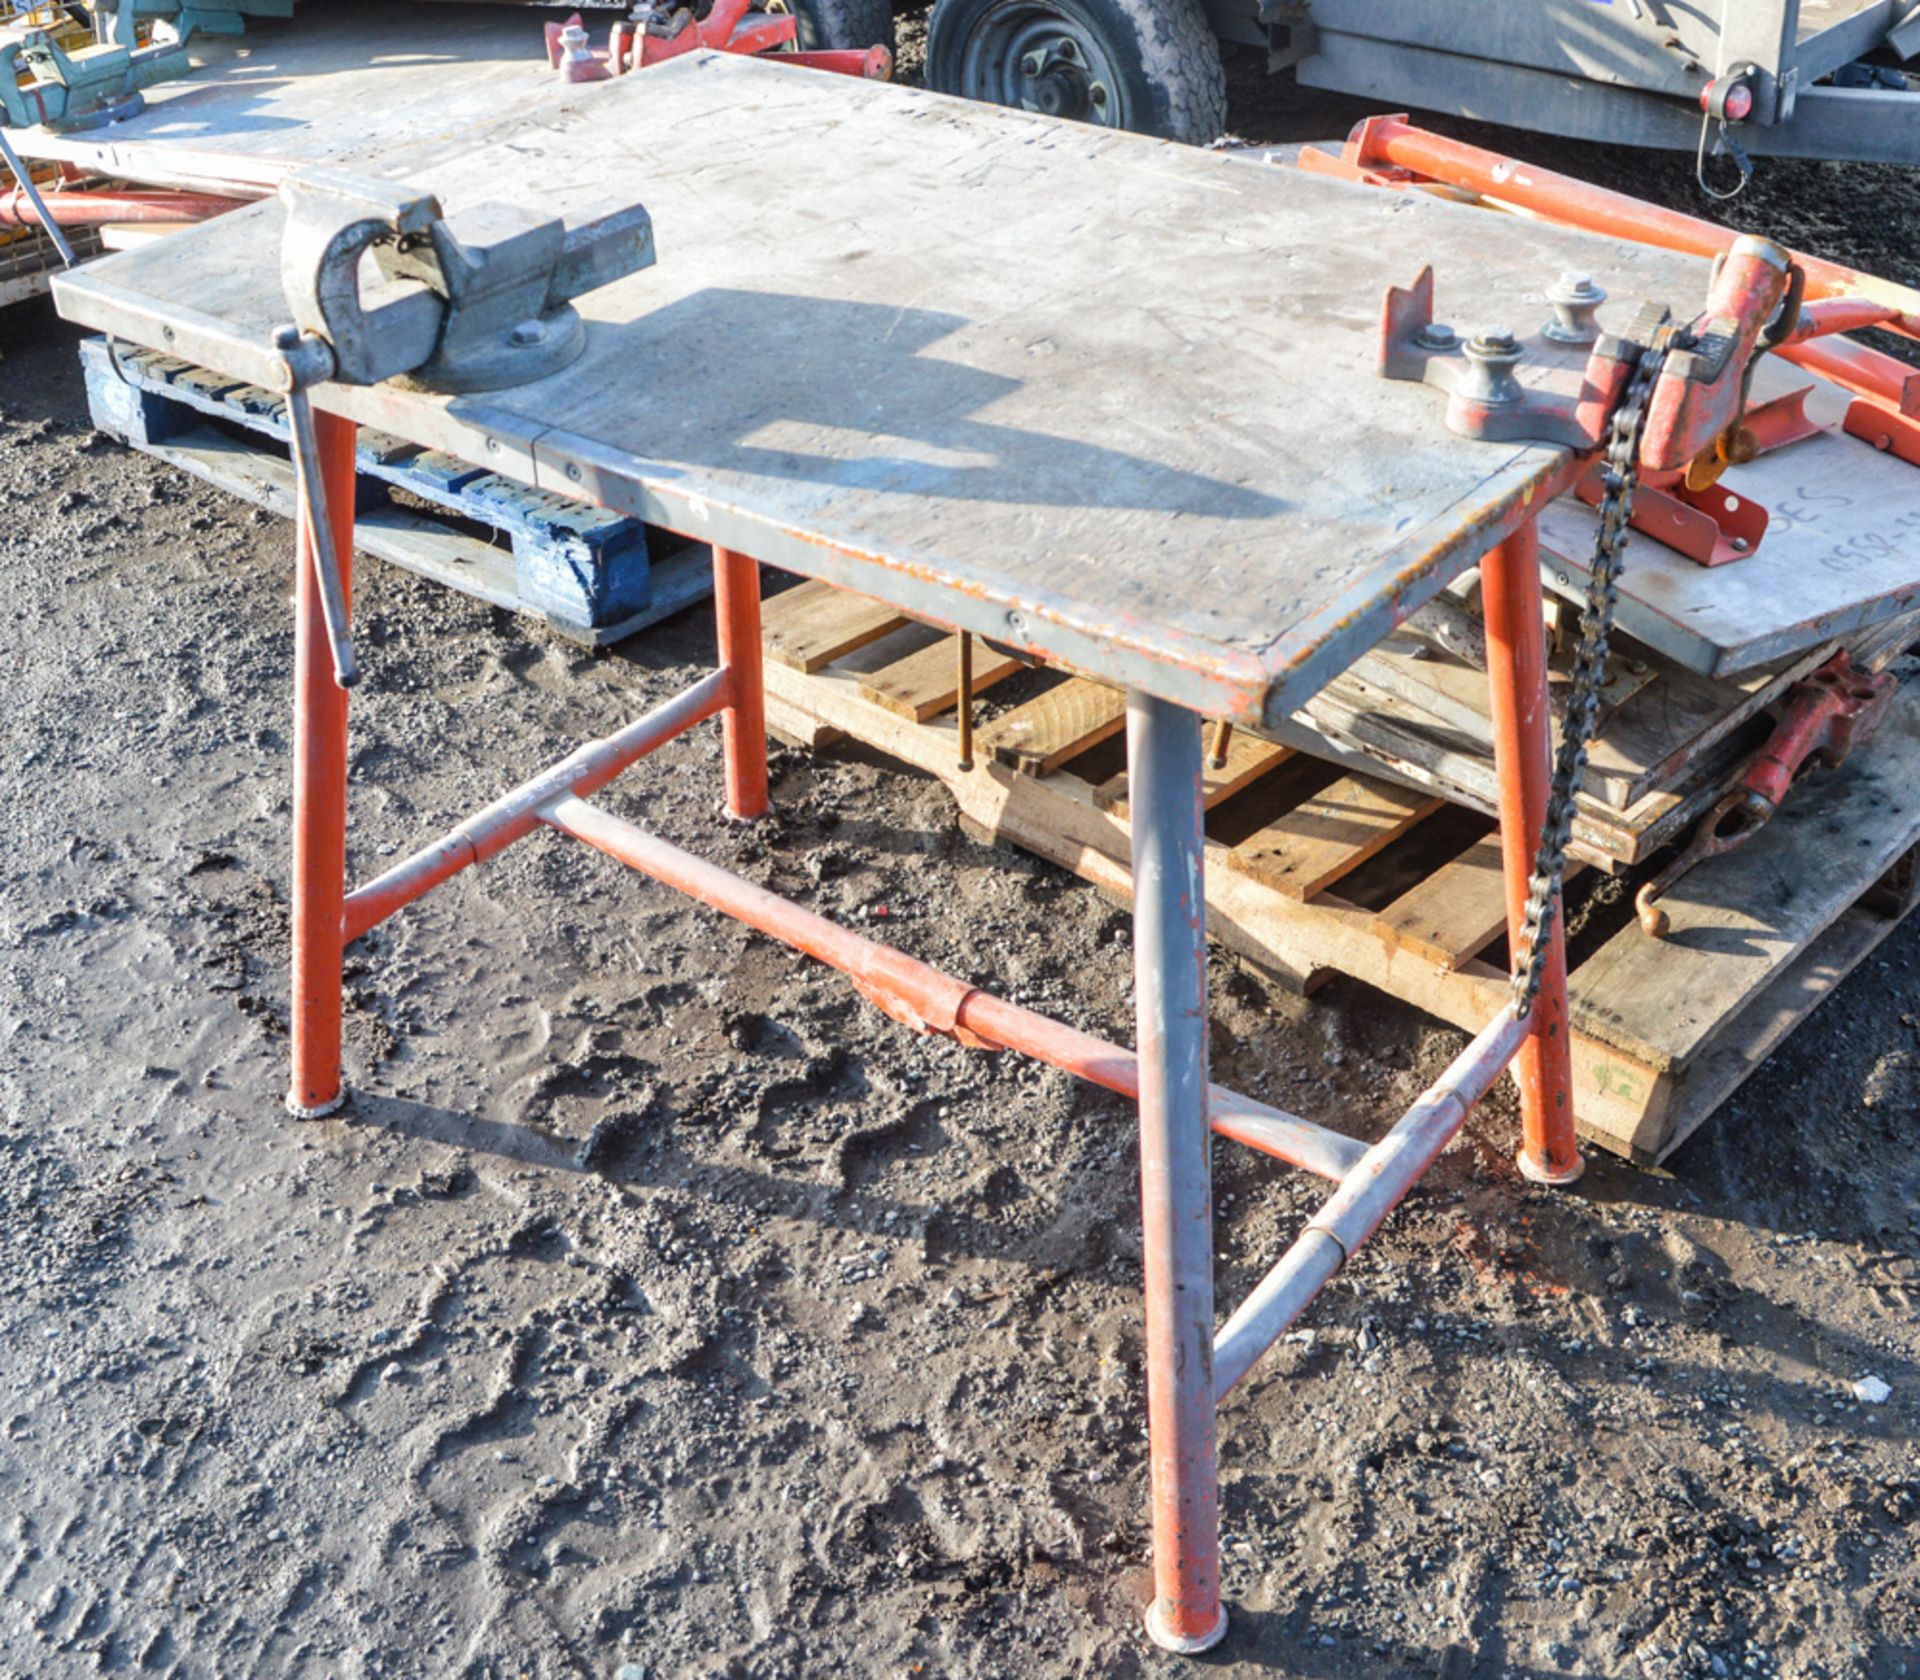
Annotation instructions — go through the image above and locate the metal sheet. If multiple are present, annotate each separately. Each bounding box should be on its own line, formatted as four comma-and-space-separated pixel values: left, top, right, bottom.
46, 55, 1918, 719
1537, 366, 1920, 676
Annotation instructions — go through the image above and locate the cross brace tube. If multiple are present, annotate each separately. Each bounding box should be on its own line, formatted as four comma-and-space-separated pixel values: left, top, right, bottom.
538, 792, 1366, 1185
1211, 1004, 1532, 1399
342, 666, 735, 942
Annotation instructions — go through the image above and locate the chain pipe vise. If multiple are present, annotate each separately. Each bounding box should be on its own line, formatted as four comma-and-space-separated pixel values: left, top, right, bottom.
1378, 235, 1801, 1003
1378, 234, 1796, 471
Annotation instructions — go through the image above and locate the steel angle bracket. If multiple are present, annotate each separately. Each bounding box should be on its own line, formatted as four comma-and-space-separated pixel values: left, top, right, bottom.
1573, 462, 1770, 567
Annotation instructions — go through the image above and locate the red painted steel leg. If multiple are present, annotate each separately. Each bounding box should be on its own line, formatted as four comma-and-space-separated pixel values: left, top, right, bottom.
285, 409, 358, 1118
1481, 522, 1583, 1185
1128, 693, 1227, 1653
713, 546, 768, 821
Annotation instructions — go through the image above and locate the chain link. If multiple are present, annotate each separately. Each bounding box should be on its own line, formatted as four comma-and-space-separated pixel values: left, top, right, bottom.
1511, 324, 1674, 1010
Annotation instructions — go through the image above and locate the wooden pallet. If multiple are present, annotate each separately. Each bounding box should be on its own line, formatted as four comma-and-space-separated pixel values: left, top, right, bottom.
80, 339, 705, 645
761, 579, 1920, 1163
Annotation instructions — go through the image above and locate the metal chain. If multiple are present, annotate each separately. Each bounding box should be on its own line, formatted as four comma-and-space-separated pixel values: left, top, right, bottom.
1511, 322, 1674, 1010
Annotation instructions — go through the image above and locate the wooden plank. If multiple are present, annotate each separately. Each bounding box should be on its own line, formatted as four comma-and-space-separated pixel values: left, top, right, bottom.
1374, 833, 1592, 970
1353, 640, 1825, 811
1569, 684, 1920, 1072
1647, 873, 1917, 1163
1291, 670, 1755, 867
976, 679, 1128, 775
857, 634, 1023, 722
762, 580, 910, 673
1374, 833, 1511, 969
1227, 774, 1444, 900
1095, 730, 1294, 817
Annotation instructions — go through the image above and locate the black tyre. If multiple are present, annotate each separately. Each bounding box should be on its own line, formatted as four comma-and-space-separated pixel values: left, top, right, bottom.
924, 0, 1225, 145
780, 0, 895, 52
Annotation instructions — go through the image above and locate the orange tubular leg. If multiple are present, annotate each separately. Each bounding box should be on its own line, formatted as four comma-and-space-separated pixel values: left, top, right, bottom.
1481, 522, 1583, 1185
286, 409, 358, 1118
713, 546, 768, 821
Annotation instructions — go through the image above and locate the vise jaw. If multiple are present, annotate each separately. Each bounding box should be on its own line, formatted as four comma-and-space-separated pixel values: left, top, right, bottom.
273, 168, 656, 395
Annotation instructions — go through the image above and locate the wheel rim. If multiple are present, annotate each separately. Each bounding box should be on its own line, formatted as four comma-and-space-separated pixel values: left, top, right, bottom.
952, 0, 1124, 126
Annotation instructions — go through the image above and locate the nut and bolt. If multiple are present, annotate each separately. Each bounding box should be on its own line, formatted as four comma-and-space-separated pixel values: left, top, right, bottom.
1544, 272, 1608, 345
1461, 327, 1525, 407
1414, 321, 1459, 351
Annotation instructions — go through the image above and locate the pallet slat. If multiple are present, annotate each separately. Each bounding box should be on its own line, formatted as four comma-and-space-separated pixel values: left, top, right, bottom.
1569, 687, 1920, 1071
763, 579, 911, 672
858, 634, 1023, 721
1374, 833, 1512, 968
977, 678, 1128, 774
1228, 775, 1444, 901
1096, 731, 1293, 818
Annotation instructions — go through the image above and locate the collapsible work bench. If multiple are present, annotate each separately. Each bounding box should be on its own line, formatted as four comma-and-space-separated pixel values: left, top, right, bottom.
48, 56, 1919, 1650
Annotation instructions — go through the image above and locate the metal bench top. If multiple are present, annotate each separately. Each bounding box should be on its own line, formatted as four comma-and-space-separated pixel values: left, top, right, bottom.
51, 53, 1831, 724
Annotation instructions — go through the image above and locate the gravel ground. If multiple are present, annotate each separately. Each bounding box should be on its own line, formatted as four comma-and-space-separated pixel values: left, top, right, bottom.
2, 24, 1918, 1680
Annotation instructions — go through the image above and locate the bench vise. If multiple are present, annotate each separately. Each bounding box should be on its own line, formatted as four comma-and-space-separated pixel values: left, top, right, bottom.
259, 169, 656, 689
270, 168, 655, 396
0, 24, 187, 131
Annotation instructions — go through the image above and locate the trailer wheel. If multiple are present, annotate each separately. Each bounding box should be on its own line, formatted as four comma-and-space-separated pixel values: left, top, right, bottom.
776, 0, 896, 52
925, 0, 1225, 145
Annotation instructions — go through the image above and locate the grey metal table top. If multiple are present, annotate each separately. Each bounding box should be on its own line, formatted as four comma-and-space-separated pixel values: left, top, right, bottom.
50, 54, 1905, 723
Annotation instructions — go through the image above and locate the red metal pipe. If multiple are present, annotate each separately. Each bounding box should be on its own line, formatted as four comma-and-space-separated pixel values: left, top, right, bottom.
1479, 522, 1581, 1185
713, 547, 769, 821
1784, 296, 1904, 343
1347, 115, 1920, 341
286, 409, 358, 1119
539, 793, 1367, 1183
341, 667, 734, 943
0, 188, 251, 228
1782, 334, 1920, 414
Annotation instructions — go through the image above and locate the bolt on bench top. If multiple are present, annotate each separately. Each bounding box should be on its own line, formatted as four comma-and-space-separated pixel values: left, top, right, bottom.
56, 52, 1744, 726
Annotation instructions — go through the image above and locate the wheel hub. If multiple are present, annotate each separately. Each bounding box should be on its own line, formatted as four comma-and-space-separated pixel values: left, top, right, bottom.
950, 3, 1121, 128
1016, 37, 1107, 120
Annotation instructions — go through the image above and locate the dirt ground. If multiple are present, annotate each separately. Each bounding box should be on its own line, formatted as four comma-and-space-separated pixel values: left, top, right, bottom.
3, 24, 1919, 1680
